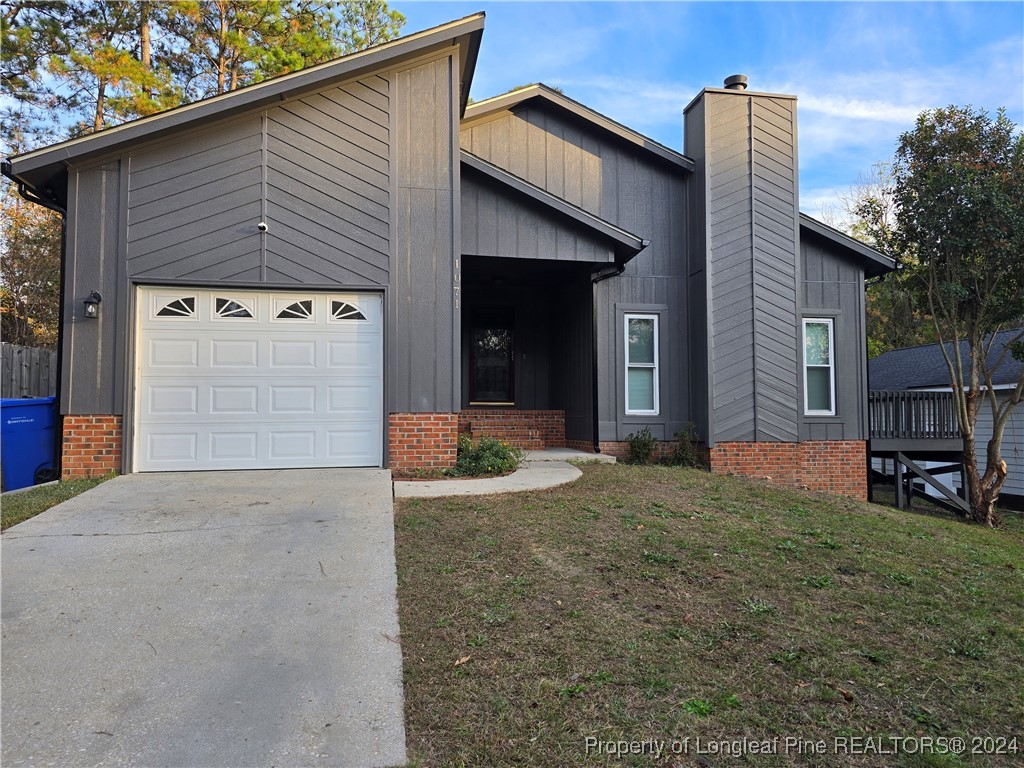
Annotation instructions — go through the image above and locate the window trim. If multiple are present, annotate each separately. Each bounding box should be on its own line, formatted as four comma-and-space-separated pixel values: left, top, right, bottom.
802, 317, 836, 416
624, 313, 660, 416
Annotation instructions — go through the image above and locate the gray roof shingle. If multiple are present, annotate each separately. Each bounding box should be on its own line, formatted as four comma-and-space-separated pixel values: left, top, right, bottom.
868, 328, 1024, 390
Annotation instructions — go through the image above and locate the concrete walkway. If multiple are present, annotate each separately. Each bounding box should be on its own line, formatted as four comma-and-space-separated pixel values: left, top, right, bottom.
1, 469, 406, 768
394, 448, 614, 499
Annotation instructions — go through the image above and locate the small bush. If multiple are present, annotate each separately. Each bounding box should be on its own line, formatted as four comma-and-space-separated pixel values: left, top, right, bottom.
626, 426, 658, 464
452, 435, 523, 477
668, 421, 704, 468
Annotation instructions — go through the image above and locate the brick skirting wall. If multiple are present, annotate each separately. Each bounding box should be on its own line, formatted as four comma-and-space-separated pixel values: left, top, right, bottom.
598, 440, 678, 462
708, 440, 866, 500
389, 413, 457, 471
458, 409, 565, 450
595, 438, 865, 499
62, 415, 123, 479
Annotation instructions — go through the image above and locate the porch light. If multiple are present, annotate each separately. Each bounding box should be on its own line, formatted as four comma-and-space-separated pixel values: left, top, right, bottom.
83, 291, 102, 319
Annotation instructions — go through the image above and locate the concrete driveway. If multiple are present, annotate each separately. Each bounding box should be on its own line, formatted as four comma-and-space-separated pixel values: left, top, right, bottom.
1, 469, 406, 767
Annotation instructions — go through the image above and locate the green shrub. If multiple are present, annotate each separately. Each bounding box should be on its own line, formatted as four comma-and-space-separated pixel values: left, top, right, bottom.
626, 426, 658, 464
668, 421, 705, 468
452, 435, 523, 477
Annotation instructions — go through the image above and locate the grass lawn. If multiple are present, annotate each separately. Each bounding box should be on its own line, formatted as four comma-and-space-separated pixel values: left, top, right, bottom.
395, 464, 1024, 767
1, 475, 112, 530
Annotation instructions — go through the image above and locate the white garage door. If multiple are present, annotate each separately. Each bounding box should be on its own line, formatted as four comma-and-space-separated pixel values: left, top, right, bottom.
135, 287, 383, 471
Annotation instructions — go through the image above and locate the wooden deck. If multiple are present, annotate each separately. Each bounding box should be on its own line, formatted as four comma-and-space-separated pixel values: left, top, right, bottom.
868, 390, 963, 453
868, 390, 967, 512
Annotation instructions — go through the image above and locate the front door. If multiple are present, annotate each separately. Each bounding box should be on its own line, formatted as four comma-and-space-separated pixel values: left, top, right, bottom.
468, 309, 514, 405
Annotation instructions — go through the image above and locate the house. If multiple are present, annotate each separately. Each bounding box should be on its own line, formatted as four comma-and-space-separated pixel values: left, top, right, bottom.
869, 329, 1024, 503
2, 13, 893, 499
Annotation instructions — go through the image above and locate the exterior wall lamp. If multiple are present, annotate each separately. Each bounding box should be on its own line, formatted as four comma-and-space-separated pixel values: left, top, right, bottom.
83, 291, 102, 319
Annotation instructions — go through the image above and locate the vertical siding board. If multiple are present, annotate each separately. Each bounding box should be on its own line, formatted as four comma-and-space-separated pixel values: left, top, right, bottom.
64, 161, 120, 414
389, 54, 457, 413
798, 234, 869, 441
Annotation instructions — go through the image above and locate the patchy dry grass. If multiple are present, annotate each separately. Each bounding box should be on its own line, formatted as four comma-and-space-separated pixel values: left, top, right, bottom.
1, 475, 112, 530
395, 464, 1024, 767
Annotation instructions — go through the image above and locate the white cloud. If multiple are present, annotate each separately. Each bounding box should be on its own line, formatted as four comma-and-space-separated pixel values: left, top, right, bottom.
796, 94, 926, 124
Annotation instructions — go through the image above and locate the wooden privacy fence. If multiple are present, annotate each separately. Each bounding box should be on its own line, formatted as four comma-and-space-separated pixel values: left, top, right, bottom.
868, 390, 960, 440
1, 343, 58, 398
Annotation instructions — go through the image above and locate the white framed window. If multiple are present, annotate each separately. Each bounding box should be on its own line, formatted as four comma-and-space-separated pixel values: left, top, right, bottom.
625, 314, 659, 415
803, 318, 835, 416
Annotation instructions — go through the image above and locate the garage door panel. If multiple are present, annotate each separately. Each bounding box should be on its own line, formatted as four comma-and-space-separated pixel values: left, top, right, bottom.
329, 383, 379, 413
149, 339, 198, 367
328, 427, 379, 462
148, 386, 199, 415
269, 386, 317, 413
270, 340, 316, 368
211, 339, 259, 367
328, 337, 380, 370
210, 386, 259, 415
136, 288, 383, 471
210, 432, 258, 460
269, 431, 317, 459
147, 432, 198, 463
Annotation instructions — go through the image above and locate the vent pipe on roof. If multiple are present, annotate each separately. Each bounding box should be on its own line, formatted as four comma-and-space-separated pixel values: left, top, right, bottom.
723, 74, 748, 91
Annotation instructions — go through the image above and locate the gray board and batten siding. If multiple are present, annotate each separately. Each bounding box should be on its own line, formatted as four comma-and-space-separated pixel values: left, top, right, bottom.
799, 227, 870, 441
460, 163, 617, 264
59, 50, 464, 419
460, 95, 691, 443
390, 53, 461, 414
684, 88, 802, 446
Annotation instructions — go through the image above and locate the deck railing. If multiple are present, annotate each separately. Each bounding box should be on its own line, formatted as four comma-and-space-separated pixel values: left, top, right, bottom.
868, 390, 961, 441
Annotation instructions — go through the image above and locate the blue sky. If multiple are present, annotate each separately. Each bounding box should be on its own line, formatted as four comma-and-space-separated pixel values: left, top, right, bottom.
394, 1, 1024, 222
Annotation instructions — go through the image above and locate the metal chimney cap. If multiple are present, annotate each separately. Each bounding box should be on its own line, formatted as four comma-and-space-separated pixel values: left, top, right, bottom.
724, 74, 748, 91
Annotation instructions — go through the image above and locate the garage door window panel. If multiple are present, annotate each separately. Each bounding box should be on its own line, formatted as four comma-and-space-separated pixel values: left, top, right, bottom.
215, 297, 254, 319
156, 296, 196, 318
331, 300, 366, 321
275, 299, 314, 320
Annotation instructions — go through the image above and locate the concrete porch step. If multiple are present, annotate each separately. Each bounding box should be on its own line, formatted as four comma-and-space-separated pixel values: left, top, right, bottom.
524, 448, 616, 464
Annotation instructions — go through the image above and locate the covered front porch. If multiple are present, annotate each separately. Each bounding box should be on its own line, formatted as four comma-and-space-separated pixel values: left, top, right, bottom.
459, 255, 597, 450
457, 151, 647, 451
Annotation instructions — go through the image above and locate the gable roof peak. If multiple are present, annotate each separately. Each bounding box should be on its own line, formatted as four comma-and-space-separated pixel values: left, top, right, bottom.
464, 83, 694, 172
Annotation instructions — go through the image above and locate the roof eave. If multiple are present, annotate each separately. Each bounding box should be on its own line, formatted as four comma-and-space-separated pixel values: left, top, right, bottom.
464, 84, 694, 173
461, 149, 648, 261
7, 13, 486, 182
799, 213, 895, 277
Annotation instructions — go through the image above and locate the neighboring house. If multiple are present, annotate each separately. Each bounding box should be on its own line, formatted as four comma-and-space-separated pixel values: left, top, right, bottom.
869, 329, 1024, 502
2, 14, 893, 499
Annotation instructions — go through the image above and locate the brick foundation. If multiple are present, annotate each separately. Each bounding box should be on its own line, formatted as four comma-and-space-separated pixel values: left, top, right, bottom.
388, 413, 458, 471
708, 440, 867, 500
458, 409, 565, 450
596, 438, 865, 499
62, 415, 123, 479
598, 440, 678, 462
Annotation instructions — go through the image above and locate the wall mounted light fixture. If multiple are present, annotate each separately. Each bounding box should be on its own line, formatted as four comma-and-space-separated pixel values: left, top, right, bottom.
83, 291, 102, 319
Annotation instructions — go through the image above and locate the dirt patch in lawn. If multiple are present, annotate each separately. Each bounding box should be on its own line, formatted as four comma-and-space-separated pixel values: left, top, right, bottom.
395, 464, 1024, 767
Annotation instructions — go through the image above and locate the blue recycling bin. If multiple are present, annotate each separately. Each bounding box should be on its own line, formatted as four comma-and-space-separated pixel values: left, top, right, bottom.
1, 396, 57, 492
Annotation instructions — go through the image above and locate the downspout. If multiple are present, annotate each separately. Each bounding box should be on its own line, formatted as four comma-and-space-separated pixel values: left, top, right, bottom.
2, 160, 68, 480
590, 264, 625, 454
589, 242, 647, 454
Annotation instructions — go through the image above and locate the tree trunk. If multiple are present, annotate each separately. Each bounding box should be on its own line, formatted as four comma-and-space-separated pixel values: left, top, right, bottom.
962, 430, 1006, 528
217, 1, 228, 94
140, 2, 151, 98
93, 79, 106, 131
